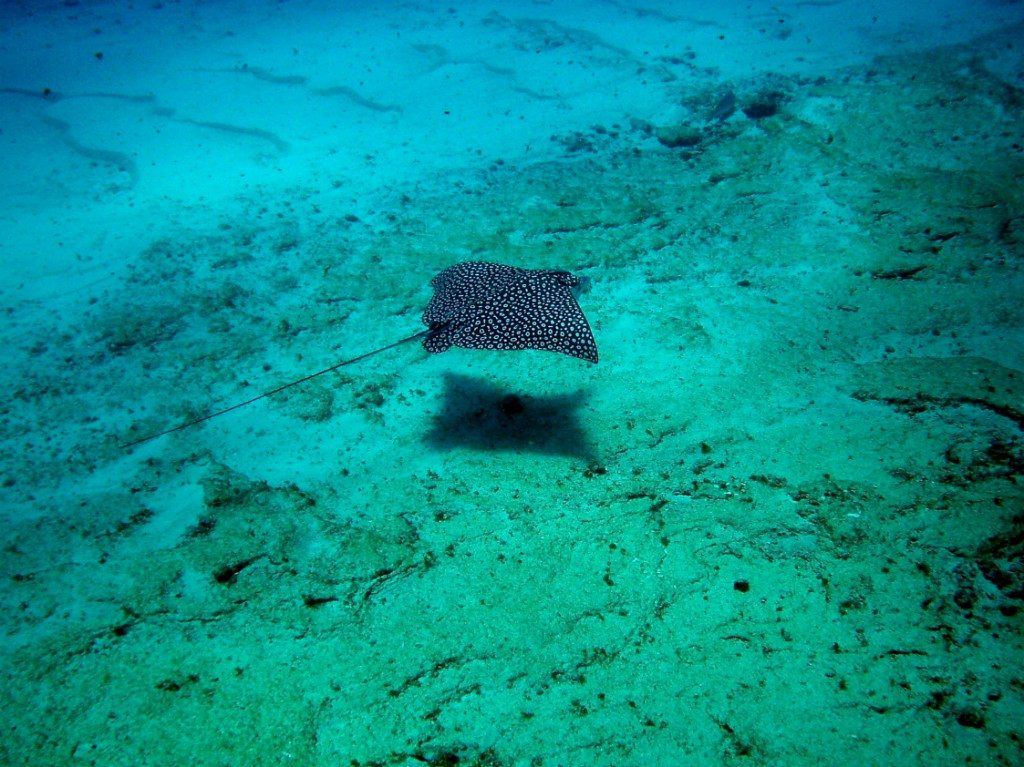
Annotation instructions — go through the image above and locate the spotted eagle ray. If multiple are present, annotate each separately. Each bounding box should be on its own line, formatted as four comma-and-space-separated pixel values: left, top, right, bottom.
122, 261, 597, 447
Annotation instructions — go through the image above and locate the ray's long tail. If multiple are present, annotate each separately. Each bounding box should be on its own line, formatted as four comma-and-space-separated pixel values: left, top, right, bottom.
120, 327, 441, 448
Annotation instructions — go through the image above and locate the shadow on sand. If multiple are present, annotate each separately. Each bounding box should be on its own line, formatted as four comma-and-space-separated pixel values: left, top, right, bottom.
423, 373, 596, 461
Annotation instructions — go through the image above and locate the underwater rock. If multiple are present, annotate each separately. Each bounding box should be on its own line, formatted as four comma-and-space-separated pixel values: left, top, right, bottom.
708, 91, 737, 123
629, 116, 654, 135
742, 93, 783, 119
654, 124, 703, 148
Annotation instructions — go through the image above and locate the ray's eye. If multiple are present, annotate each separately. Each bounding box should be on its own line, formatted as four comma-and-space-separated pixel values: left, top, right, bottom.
572, 275, 592, 298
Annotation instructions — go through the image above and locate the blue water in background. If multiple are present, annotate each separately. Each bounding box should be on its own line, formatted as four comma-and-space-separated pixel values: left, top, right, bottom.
2, 1, 1024, 765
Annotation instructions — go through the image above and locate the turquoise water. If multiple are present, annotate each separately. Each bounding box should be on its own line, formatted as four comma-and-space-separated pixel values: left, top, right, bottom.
2, 1, 1023, 765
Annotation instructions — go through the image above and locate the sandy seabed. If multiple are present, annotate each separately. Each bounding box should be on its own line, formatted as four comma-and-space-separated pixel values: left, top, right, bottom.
1, 4, 1023, 766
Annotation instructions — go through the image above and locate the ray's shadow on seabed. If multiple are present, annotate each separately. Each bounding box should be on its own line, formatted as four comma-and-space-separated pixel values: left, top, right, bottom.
423, 373, 596, 460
